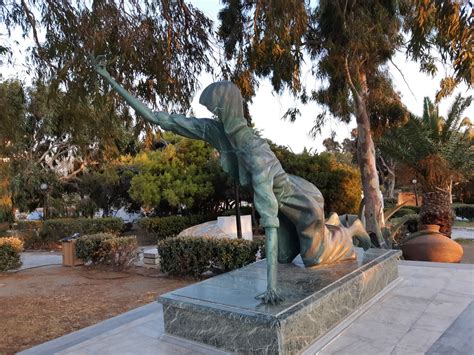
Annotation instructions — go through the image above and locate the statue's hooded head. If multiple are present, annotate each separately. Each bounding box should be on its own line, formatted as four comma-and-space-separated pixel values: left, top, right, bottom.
199, 81, 249, 145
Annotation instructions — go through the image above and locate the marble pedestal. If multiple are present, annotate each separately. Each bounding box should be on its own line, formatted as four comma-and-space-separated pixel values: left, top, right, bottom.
158, 248, 401, 354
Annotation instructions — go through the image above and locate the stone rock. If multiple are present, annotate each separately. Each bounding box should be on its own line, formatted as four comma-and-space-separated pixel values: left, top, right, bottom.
178, 215, 253, 240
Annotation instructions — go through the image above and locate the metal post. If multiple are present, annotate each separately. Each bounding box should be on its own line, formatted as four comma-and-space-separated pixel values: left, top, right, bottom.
234, 182, 242, 239
412, 179, 418, 207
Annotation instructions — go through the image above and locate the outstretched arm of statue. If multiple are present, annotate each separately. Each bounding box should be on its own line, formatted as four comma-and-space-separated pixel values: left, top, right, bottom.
91, 55, 160, 126
252, 170, 284, 304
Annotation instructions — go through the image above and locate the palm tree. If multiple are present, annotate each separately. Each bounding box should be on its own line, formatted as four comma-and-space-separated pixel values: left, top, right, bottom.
381, 94, 473, 236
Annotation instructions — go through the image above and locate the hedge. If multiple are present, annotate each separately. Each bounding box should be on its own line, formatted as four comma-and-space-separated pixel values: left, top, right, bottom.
40, 218, 124, 243
453, 204, 474, 221
221, 206, 254, 217
158, 236, 265, 277
0, 237, 23, 271
139, 215, 215, 241
15, 221, 43, 231
391, 206, 421, 218
75, 233, 137, 270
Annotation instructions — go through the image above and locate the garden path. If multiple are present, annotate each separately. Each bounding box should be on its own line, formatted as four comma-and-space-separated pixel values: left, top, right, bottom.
19, 261, 474, 355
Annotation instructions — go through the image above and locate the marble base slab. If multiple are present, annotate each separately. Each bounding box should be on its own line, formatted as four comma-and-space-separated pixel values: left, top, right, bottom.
158, 248, 401, 354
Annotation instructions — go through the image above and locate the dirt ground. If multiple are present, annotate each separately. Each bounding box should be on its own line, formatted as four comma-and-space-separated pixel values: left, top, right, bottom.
0, 266, 195, 355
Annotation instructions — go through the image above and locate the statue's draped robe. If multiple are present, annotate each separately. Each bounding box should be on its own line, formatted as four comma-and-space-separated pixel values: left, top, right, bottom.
155, 82, 355, 266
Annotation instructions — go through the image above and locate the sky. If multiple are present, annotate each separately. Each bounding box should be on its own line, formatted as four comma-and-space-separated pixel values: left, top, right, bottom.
188, 0, 473, 153
1, 0, 472, 153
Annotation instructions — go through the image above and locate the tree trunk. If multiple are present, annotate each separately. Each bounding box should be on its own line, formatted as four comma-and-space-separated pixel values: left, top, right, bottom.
420, 191, 453, 237
344, 60, 385, 247
355, 98, 385, 247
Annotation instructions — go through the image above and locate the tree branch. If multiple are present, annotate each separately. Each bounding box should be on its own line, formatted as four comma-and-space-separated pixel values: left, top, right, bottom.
20, 0, 58, 70
389, 58, 416, 100
344, 56, 359, 98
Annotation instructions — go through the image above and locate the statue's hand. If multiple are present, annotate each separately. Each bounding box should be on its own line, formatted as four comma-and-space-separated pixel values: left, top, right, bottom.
90, 55, 110, 78
256, 289, 284, 305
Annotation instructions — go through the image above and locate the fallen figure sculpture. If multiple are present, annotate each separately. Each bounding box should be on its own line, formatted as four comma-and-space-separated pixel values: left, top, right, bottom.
92, 56, 371, 304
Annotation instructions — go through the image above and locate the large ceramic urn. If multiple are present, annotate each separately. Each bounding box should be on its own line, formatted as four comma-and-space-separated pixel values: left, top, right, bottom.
401, 224, 463, 263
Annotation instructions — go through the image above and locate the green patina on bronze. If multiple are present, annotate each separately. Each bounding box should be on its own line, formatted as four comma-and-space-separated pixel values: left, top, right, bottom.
92, 57, 370, 304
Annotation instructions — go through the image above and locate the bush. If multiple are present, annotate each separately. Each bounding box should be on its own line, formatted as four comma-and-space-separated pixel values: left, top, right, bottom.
383, 198, 397, 209
390, 206, 420, 218
15, 220, 44, 231
390, 214, 419, 246
0, 237, 23, 271
158, 236, 265, 277
221, 206, 253, 217
9, 221, 44, 250
40, 218, 124, 243
75, 233, 137, 270
272, 148, 362, 215
139, 215, 215, 241
453, 204, 474, 221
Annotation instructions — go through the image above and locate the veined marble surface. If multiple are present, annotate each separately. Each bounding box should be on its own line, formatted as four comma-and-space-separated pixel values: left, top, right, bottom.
159, 248, 401, 354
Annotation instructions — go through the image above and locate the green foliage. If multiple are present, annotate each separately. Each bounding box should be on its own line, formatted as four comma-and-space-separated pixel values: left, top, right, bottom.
139, 215, 215, 242
453, 204, 474, 221
272, 145, 362, 215
78, 164, 139, 216
158, 236, 265, 277
15, 221, 44, 231
391, 207, 421, 218
0, 237, 23, 271
218, 0, 309, 99
401, 0, 472, 100
0, 208, 13, 224
307, 0, 406, 131
221, 206, 253, 217
1, 1, 212, 111
41, 218, 123, 243
75, 233, 137, 270
389, 214, 420, 247
128, 134, 233, 214
380, 95, 473, 192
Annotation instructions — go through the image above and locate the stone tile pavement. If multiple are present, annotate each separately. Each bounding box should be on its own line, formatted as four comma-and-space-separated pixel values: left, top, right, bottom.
20, 261, 474, 355
18, 251, 62, 270
452, 227, 474, 240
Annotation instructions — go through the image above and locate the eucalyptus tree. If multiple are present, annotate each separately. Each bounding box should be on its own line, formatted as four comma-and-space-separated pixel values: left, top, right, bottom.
1, 0, 213, 137
1, 0, 215, 212
217, 0, 472, 247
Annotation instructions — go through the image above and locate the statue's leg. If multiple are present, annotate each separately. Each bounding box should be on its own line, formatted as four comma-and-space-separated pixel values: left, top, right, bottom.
277, 212, 299, 263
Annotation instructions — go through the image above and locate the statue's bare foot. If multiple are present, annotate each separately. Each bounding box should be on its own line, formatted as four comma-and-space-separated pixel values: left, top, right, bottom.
256, 288, 284, 305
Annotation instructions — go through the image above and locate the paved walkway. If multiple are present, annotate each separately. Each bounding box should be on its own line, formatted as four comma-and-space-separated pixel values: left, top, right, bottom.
20, 260, 474, 355
452, 227, 474, 240
18, 251, 62, 270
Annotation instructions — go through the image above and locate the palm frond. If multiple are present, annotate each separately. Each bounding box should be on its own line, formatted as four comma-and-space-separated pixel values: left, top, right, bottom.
380, 94, 473, 190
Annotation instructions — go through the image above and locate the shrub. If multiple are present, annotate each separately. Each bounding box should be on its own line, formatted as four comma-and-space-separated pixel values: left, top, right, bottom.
272, 148, 362, 215
221, 206, 253, 217
391, 206, 420, 218
9, 221, 44, 250
390, 214, 419, 246
76, 233, 137, 270
139, 215, 215, 241
453, 204, 474, 221
158, 236, 265, 277
15, 220, 43, 231
0, 237, 23, 271
40, 218, 124, 243
383, 198, 397, 209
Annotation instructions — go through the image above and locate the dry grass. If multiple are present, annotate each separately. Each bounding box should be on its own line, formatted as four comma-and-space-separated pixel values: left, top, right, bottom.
0, 266, 194, 354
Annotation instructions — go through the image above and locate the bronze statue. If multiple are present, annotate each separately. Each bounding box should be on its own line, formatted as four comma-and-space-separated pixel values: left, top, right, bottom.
92, 56, 370, 304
